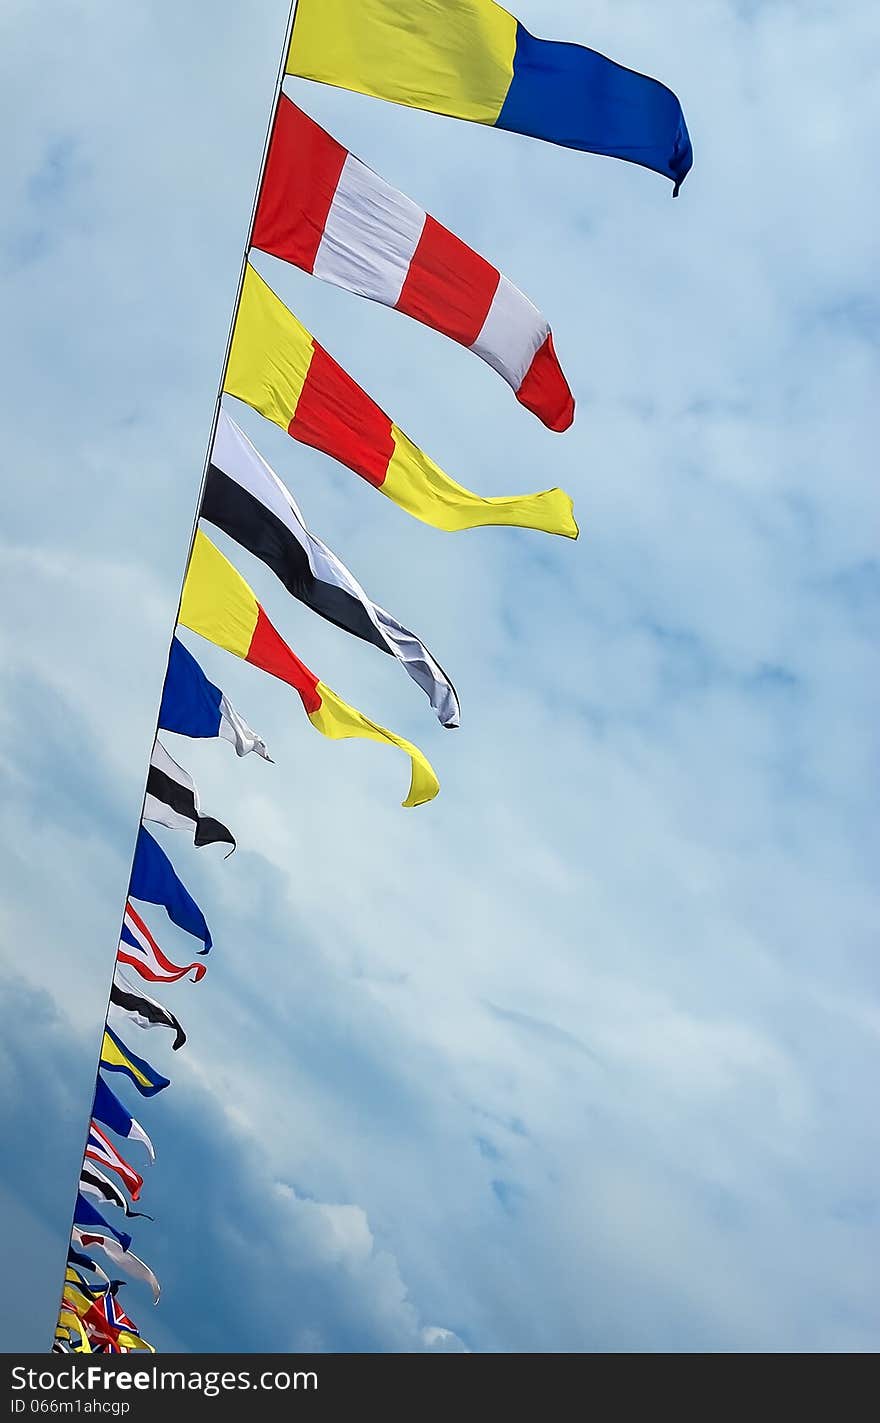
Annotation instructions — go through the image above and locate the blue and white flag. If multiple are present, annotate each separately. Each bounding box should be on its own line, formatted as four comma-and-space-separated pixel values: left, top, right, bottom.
92, 1076, 155, 1161
159, 636, 271, 759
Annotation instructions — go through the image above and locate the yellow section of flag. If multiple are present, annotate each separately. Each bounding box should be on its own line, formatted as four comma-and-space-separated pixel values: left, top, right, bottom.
225, 264, 313, 431
288, 0, 516, 124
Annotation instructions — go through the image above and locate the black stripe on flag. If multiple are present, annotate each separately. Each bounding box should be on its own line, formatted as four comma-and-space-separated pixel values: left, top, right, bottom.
79, 1167, 151, 1219
202, 464, 388, 652
146, 761, 235, 853
110, 981, 187, 1052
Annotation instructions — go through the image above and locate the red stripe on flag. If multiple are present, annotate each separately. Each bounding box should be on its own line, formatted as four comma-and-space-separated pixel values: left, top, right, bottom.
252, 98, 347, 273
247, 606, 322, 714
515, 332, 575, 432
396, 215, 500, 348
289, 343, 395, 488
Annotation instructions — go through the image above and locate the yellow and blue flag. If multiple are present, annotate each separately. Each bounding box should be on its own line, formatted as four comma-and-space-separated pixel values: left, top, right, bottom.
100, 1026, 170, 1098
288, 0, 692, 192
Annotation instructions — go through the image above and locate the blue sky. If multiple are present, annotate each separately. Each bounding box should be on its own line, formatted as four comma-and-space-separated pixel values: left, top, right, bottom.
0, 0, 877, 1352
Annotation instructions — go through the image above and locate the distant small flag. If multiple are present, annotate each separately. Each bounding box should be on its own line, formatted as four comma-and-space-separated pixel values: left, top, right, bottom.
79, 1162, 149, 1217
73, 1194, 131, 1253
129, 826, 212, 953
92, 1076, 155, 1161
110, 968, 187, 1052
159, 636, 271, 759
253, 98, 574, 430
72, 1228, 161, 1305
118, 902, 206, 986
100, 1026, 170, 1098
56, 1308, 91, 1353
144, 739, 235, 853
67, 1244, 110, 1288
65, 1267, 104, 1300
85, 1123, 144, 1201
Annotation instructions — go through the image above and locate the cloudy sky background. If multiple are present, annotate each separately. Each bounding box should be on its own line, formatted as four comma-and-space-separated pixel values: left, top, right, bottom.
0, 0, 877, 1352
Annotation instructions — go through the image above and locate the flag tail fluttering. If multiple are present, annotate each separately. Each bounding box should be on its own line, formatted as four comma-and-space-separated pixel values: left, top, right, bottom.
72, 1228, 161, 1305
99, 1027, 171, 1098
110, 968, 187, 1051
180, 530, 440, 807
144, 740, 236, 853
224, 264, 577, 537
118, 901, 207, 985
92, 1076, 156, 1161
159, 636, 272, 759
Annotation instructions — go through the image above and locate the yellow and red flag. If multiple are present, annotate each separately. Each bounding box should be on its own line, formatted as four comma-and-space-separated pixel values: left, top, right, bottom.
224, 264, 577, 537
179, 531, 439, 807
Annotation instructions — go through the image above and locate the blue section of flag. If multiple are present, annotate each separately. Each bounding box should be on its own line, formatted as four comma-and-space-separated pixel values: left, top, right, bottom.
101, 1025, 171, 1098
496, 23, 692, 193
129, 826, 212, 952
68, 1245, 99, 1276
73, 1194, 132, 1253
92, 1074, 137, 1141
159, 637, 224, 740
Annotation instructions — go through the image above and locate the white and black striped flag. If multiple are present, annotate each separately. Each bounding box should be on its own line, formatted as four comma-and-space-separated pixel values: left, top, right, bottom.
79, 1162, 151, 1219
110, 968, 187, 1051
144, 739, 235, 853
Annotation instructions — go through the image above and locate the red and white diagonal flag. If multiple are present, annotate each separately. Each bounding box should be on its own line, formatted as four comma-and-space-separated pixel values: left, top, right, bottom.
118, 901, 206, 985
85, 1122, 144, 1201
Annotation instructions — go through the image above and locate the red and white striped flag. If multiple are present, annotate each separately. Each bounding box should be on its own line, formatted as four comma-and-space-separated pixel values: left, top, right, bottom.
253, 97, 574, 432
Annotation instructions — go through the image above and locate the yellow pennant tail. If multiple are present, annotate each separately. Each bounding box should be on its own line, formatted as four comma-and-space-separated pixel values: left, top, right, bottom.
386, 427, 578, 536
312, 682, 440, 808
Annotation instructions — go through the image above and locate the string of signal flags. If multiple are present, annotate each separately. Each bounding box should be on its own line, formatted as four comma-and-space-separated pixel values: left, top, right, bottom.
53, 0, 691, 1354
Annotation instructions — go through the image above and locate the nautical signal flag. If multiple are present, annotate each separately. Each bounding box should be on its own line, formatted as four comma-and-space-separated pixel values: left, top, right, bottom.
92, 1076, 155, 1161
253, 98, 574, 431
203, 412, 460, 728
287, 0, 692, 192
224, 263, 577, 537
73, 1194, 132, 1253
99, 1026, 170, 1098
56, 1309, 91, 1353
85, 1123, 144, 1202
79, 1162, 149, 1218
145, 739, 235, 853
118, 901, 207, 986
129, 826, 212, 952
110, 968, 187, 1052
67, 1244, 110, 1288
159, 635, 271, 759
72, 1228, 161, 1306
179, 530, 440, 808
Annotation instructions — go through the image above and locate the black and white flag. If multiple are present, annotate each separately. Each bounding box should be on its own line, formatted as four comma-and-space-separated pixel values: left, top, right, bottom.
110, 968, 187, 1052
144, 739, 235, 853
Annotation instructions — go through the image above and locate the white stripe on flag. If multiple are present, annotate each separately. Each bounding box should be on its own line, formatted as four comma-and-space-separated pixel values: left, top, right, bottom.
471, 274, 550, 391
313, 154, 426, 307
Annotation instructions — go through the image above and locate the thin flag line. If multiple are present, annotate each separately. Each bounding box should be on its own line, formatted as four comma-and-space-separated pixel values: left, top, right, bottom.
49, 0, 304, 1349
